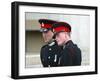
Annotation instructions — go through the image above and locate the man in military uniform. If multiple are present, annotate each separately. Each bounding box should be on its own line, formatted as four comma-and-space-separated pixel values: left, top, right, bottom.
38, 19, 62, 67
52, 22, 82, 66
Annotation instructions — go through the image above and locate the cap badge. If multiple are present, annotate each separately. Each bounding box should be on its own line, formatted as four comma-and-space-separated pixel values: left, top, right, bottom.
41, 23, 44, 27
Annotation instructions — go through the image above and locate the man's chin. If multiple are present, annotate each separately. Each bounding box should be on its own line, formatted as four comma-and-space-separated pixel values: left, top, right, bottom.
44, 40, 49, 43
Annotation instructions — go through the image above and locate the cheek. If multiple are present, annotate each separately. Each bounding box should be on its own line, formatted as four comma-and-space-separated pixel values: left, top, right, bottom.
48, 32, 52, 37
60, 33, 66, 40
47, 33, 51, 37
42, 34, 47, 40
56, 36, 62, 43
59, 37, 64, 43
42, 34, 45, 38
57, 34, 64, 40
56, 34, 66, 45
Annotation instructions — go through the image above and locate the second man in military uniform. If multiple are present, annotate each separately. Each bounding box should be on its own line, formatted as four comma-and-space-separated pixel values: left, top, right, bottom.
52, 22, 82, 66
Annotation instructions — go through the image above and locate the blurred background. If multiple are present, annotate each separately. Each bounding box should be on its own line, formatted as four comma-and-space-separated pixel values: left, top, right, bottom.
25, 12, 90, 68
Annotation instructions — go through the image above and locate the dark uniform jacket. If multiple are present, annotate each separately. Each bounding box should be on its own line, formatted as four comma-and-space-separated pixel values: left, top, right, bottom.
58, 40, 82, 66
40, 40, 62, 67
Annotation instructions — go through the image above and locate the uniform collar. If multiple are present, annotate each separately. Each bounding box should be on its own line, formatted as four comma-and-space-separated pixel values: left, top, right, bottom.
63, 40, 73, 49
48, 39, 55, 44
66, 40, 73, 45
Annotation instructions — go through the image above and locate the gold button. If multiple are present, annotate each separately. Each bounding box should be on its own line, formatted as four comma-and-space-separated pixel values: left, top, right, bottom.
48, 56, 50, 59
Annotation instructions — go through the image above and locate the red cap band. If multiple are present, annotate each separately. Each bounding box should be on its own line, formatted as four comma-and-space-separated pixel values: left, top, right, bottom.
53, 26, 71, 33
41, 24, 52, 28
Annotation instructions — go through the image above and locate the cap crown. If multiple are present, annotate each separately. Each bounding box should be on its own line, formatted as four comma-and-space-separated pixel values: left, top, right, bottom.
52, 22, 71, 33
38, 19, 58, 28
